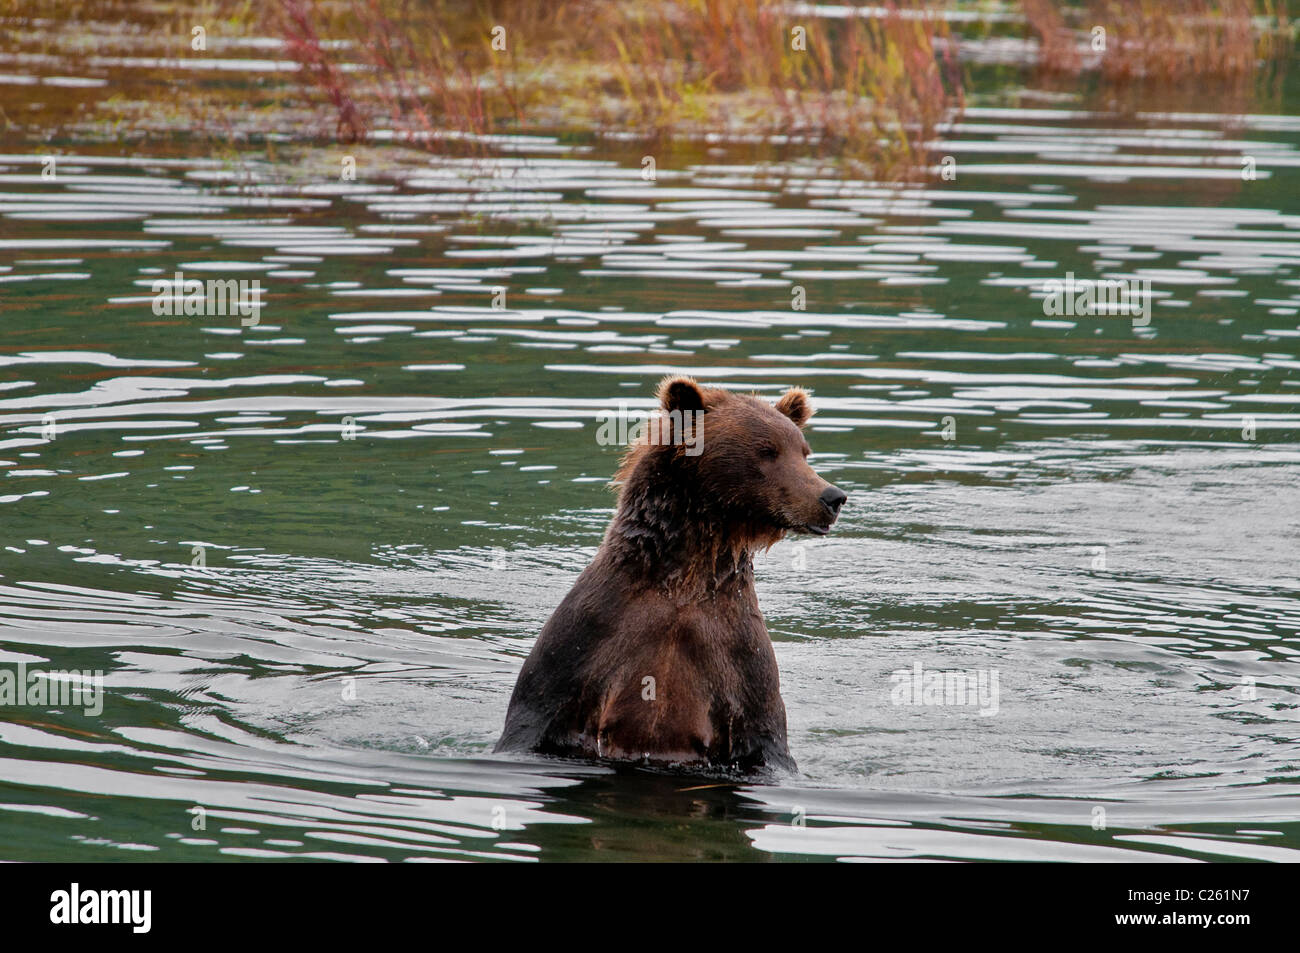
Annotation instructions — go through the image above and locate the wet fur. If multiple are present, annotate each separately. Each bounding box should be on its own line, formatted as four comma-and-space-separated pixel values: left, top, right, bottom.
495, 378, 843, 774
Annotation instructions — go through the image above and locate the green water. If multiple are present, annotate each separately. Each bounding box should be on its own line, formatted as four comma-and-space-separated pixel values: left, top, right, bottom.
1, 8, 1299, 862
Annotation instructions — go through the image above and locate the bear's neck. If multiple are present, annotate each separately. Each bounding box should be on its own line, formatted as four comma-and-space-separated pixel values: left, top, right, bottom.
603, 465, 758, 598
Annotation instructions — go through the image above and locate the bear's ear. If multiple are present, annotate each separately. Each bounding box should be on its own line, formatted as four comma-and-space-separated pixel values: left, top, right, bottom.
658, 375, 706, 414
775, 387, 813, 428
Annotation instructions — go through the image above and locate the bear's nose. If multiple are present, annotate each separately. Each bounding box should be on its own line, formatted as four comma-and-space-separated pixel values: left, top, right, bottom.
820, 485, 847, 518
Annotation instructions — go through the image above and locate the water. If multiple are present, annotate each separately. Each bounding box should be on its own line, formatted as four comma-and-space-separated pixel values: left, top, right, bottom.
2, 13, 1300, 863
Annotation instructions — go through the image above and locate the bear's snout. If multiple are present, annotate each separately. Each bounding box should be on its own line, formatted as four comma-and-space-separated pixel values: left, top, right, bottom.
798, 481, 846, 535
819, 485, 847, 521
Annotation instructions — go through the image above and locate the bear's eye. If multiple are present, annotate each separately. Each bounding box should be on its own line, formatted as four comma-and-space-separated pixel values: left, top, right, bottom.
759, 445, 779, 460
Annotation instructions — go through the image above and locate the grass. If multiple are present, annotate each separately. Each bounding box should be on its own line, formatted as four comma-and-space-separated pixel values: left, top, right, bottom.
0, 1, 1294, 178
1024, 0, 1292, 80
271, 0, 965, 179
271, 1, 1293, 177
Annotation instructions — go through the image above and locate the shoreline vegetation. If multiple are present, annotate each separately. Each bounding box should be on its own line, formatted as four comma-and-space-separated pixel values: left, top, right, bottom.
0, 1, 1295, 180
276, 0, 965, 181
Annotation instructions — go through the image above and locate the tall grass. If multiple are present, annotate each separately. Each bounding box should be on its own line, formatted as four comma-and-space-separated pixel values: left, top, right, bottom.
277, 0, 367, 142
272, 0, 964, 179
1024, 0, 1292, 80
600, 1, 963, 177
268, 1, 1291, 176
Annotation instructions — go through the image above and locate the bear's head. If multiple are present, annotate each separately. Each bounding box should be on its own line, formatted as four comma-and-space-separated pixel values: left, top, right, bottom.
633, 376, 847, 547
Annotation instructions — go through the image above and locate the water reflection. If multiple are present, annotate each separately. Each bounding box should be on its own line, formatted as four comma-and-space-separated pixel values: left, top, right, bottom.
2, 14, 1299, 862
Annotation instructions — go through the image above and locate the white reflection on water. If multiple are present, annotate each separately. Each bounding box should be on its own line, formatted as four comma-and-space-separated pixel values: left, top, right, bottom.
1, 87, 1299, 861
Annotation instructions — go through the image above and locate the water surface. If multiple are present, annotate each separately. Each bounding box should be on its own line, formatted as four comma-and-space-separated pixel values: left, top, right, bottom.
1, 11, 1299, 863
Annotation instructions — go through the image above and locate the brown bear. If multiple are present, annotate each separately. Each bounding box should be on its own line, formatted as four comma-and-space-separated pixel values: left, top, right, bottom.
495, 376, 847, 774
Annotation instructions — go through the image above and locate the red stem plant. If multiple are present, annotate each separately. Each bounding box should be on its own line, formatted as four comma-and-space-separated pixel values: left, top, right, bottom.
271, 0, 965, 179
1024, 0, 1292, 80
